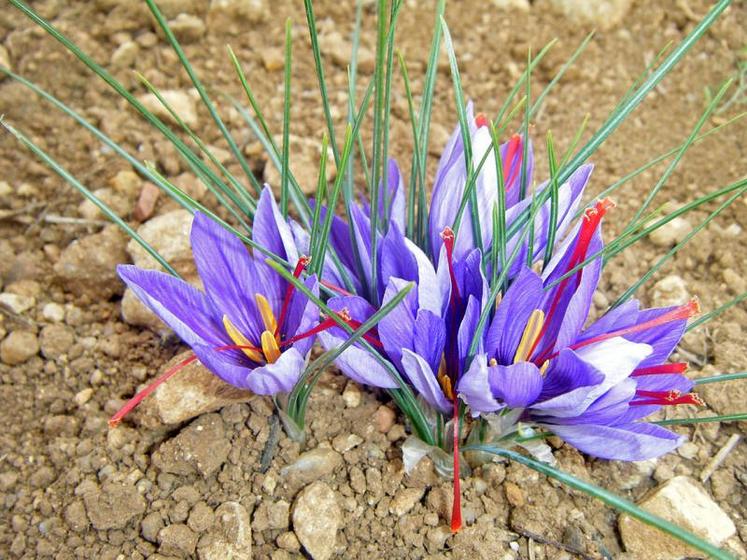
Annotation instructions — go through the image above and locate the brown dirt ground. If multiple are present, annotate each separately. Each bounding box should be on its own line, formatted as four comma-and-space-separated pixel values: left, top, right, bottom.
0, 0, 745, 558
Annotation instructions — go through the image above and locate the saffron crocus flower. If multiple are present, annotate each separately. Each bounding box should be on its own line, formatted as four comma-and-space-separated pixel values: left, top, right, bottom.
457, 199, 702, 461
116, 187, 319, 398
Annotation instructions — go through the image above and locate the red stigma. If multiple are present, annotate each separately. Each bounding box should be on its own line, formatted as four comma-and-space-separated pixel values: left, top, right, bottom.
631, 362, 688, 377
276, 256, 311, 337
631, 389, 705, 407
475, 112, 489, 128
440, 227, 461, 307
503, 134, 523, 190
450, 397, 463, 533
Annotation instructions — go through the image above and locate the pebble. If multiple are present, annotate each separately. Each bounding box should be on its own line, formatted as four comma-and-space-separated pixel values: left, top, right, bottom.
651, 275, 689, 307
1, 330, 39, 365
277, 531, 301, 552
648, 216, 691, 247
722, 268, 746, 294
254, 499, 290, 531
619, 476, 736, 558
152, 414, 231, 478
78, 187, 130, 220
544, 0, 632, 30
74, 388, 94, 406
341, 381, 362, 408
132, 181, 161, 222
42, 302, 65, 323
110, 41, 139, 68
389, 487, 425, 516
39, 324, 75, 360
197, 502, 252, 560
292, 481, 341, 560
128, 209, 194, 272
260, 47, 284, 71
332, 433, 363, 453
54, 225, 129, 299
141, 512, 164, 543
281, 447, 343, 489
187, 502, 214, 533
0, 292, 35, 314
83, 482, 146, 530
158, 523, 198, 557
138, 89, 200, 127
206, 0, 268, 33
373, 405, 396, 433
137, 351, 253, 427
0, 45, 10, 76
168, 13, 206, 42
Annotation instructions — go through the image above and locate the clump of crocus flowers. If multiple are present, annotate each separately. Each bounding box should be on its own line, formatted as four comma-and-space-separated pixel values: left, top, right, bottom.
113, 107, 704, 533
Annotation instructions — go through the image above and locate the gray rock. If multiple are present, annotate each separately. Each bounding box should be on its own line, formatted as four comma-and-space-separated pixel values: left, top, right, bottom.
128, 209, 195, 272
54, 225, 129, 300
541, 0, 632, 30
110, 41, 139, 69
648, 216, 692, 247
137, 351, 254, 427
281, 447, 343, 489
198, 501, 252, 560
142, 512, 165, 543
78, 188, 130, 220
0, 292, 35, 314
83, 482, 146, 530
39, 324, 75, 360
159, 523, 198, 557
389, 487, 425, 516
1, 330, 39, 365
138, 89, 200, 128
153, 413, 230, 478
651, 275, 689, 307
207, 0, 268, 34
619, 476, 736, 559
292, 481, 341, 560
168, 13, 206, 43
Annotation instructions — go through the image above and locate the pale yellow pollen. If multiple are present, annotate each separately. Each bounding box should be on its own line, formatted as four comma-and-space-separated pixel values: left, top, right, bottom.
255, 293, 278, 335
223, 315, 264, 363
437, 355, 454, 400
489, 358, 498, 367
261, 330, 281, 364
539, 360, 549, 375
513, 309, 545, 364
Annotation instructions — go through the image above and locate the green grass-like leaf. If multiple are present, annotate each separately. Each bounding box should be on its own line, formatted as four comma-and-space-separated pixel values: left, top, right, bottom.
466, 445, 735, 560
694, 372, 747, 385
655, 413, 747, 426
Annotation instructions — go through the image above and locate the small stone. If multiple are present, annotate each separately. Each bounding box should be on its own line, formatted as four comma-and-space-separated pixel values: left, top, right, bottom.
504, 481, 525, 507
83, 482, 147, 530
281, 447, 343, 489
722, 268, 746, 294
153, 413, 230, 478
159, 523, 198, 557
1, 330, 39, 365
137, 351, 253, 427
648, 216, 691, 247
110, 169, 142, 198
292, 481, 341, 560
111, 41, 139, 68
619, 476, 736, 559
341, 381, 362, 408
0, 46, 10, 76
651, 275, 689, 307
332, 433, 363, 453
39, 324, 75, 360
132, 182, 161, 222
0, 292, 35, 314
168, 13, 206, 42
138, 89, 199, 127
64, 500, 89, 532
277, 531, 300, 552
54, 225, 128, 299
187, 502, 214, 533
490, 0, 530, 11
74, 388, 94, 406
373, 405, 396, 433
142, 512, 164, 543
197, 502, 252, 560
389, 487, 425, 516
42, 302, 65, 323
542, 0, 632, 30
128, 209, 194, 272
78, 187, 130, 220
261, 47, 284, 71
207, 0, 268, 34
254, 499, 290, 531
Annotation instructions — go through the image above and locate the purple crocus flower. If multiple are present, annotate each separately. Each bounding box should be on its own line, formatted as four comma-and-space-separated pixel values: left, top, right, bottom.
457, 199, 702, 461
111, 187, 320, 425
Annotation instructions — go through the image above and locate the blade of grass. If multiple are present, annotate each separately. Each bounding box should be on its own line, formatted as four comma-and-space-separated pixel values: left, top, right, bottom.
694, 372, 747, 385
281, 17, 293, 218
397, 50, 422, 240
655, 414, 747, 426
303, 0, 340, 166
467, 445, 735, 560
519, 48, 532, 200
308, 134, 329, 272
611, 184, 745, 307
145, 0, 262, 197
344, 0, 365, 204
441, 15, 483, 253
488, 122, 507, 290
1, 119, 178, 277
542, 131, 561, 269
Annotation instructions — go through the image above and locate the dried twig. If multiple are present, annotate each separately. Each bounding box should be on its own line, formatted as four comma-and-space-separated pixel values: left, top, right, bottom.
259, 412, 281, 474
700, 433, 741, 483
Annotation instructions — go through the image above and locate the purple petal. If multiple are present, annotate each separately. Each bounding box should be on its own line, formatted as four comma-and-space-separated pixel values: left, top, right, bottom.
401, 348, 451, 414
378, 158, 406, 232
544, 422, 684, 461
379, 221, 418, 296
118, 265, 225, 347
457, 354, 504, 415
285, 276, 320, 358
457, 295, 482, 371
318, 330, 398, 388
413, 309, 447, 374
253, 185, 299, 264
488, 361, 543, 408
378, 278, 418, 369
406, 238, 443, 314
190, 212, 268, 342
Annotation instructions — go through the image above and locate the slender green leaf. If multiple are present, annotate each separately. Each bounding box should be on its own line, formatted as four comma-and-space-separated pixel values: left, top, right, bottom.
281, 18, 293, 217
655, 414, 747, 426
694, 372, 747, 385
542, 132, 560, 269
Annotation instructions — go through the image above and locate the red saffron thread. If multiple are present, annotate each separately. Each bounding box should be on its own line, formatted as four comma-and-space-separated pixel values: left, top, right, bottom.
450, 397, 463, 533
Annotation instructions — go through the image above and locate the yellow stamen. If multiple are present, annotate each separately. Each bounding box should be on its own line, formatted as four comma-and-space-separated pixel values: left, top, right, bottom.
261, 330, 281, 364
513, 309, 545, 364
540, 360, 549, 375
223, 315, 264, 363
254, 293, 278, 335
489, 358, 498, 367
437, 355, 454, 400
